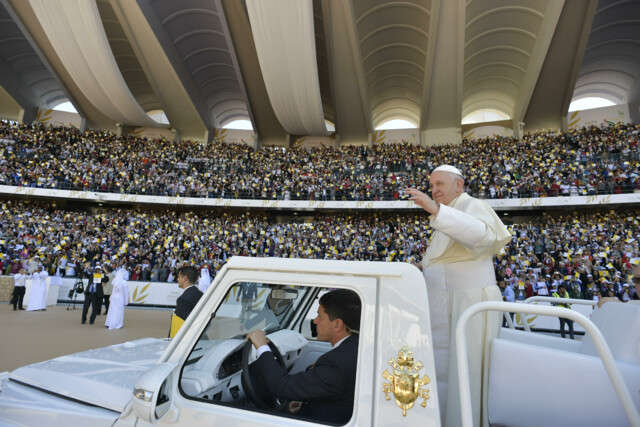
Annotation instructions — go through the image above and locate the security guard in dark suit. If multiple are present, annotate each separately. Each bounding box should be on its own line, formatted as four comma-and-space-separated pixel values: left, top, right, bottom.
175, 266, 203, 318
248, 289, 361, 425
170, 266, 203, 338
82, 265, 108, 324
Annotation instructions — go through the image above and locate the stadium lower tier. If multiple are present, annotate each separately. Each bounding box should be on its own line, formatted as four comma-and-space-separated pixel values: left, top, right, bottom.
0, 198, 637, 301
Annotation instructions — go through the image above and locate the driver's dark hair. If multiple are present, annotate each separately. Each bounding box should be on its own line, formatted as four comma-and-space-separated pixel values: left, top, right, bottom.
177, 265, 200, 284
319, 289, 361, 334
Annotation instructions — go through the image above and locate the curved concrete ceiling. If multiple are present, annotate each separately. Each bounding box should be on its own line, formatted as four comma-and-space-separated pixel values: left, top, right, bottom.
313, 0, 335, 124
109, 0, 207, 139
96, 0, 161, 113
522, 0, 598, 131
139, 0, 253, 130
0, 0, 73, 115
9, 0, 116, 127
220, 0, 287, 145
463, 0, 564, 122
26, 0, 156, 126
246, 0, 327, 135
0, 0, 638, 139
351, 0, 433, 128
573, 0, 640, 106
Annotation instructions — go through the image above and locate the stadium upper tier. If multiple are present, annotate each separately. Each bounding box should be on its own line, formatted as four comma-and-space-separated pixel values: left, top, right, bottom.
0, 199, 637, 302
0, 121, 638, 201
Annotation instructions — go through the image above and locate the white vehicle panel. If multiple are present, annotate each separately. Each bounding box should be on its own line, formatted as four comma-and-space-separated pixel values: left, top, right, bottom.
1, 258, 441, 426
7, 337, 169, 413
0, 378, 119, 427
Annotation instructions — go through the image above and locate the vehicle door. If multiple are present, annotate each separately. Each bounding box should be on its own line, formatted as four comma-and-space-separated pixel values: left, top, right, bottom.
119, 267, 376, 426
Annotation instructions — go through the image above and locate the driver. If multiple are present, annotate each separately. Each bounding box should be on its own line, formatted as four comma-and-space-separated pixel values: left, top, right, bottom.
247, 289, 360, 425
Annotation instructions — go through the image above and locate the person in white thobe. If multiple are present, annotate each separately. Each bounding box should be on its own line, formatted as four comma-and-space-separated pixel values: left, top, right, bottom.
198, 265, 212, 293
105, 270, 129, 330
26, 266, 49, 311
407, 165, 511, 427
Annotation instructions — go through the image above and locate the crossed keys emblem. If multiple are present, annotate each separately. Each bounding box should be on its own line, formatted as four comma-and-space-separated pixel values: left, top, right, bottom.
382, 346, 430, 416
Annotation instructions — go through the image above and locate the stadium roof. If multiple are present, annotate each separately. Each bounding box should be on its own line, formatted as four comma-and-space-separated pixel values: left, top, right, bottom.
0, 0, 637, 142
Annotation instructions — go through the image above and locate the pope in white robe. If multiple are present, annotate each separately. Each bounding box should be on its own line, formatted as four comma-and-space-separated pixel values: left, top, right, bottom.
105, 270, 129, 330
407, 165, 511, 427
26, 268, 49, 311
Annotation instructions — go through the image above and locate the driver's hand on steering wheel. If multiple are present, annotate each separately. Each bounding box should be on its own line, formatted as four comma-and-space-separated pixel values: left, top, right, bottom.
288, 401, 303, 414
247, 330, 269, 349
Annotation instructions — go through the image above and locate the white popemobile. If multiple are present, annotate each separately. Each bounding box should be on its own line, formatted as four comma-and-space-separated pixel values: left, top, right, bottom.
0, 257, 639, 427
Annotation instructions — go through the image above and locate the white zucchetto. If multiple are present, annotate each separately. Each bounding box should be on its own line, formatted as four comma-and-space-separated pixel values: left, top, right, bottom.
432, 165, 464, 178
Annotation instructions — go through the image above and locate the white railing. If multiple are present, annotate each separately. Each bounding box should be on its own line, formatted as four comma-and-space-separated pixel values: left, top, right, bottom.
517, 296, 597, 332
456, 301, 640, 427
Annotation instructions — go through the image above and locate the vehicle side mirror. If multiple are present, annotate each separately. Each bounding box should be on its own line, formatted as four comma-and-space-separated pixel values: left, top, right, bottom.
132, 362, 178, 423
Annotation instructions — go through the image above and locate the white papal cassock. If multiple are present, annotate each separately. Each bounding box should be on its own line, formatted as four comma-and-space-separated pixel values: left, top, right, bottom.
105, 271, 129, 330
421, 192, 511, 427
26, 271, 49, 311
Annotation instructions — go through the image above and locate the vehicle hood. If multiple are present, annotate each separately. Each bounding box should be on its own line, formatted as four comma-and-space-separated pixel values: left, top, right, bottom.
8, 337, 170, 413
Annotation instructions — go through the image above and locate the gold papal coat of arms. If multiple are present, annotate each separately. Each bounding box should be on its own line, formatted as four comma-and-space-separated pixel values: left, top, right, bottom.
382, 346, 430, 416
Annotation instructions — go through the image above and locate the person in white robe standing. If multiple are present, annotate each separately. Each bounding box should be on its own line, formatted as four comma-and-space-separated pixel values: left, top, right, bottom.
26, 265, 49, 311
105, 269, 129, 330
406, 165, 511, 427
198, 264, 212, 293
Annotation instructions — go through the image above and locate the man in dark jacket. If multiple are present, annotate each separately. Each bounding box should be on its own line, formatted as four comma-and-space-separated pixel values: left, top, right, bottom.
248, 289, 360, 425
81, 264, 108, 324
174, 265, 202, 321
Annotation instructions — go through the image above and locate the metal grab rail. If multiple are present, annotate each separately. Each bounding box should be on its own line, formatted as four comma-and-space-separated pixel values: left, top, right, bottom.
524, 296, 598, 306
517, 297, 598, 332
455, 301, 640, 427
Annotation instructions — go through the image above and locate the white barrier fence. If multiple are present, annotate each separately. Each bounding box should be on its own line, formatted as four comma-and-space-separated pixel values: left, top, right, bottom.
57, 277, 181, 307
2, 184, 639, 210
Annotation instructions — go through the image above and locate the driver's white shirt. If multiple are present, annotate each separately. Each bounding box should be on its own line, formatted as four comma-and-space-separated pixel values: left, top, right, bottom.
256, 334, 350, 358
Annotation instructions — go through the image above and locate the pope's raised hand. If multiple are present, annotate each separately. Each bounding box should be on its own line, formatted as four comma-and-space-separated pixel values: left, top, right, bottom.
405, 188, 439, 215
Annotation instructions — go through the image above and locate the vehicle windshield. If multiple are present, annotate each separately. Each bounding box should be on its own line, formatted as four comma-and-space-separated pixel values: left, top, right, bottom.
204, 282, 307, 340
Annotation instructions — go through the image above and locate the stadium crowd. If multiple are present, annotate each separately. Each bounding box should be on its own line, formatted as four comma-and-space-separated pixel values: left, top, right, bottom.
496, 210, 639, 301
0, 199, 638, 301
0, 121, 639, 201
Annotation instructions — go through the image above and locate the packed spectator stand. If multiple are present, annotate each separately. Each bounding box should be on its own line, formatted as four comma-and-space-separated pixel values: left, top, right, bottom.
1, 120, 639, 303
0, 121, 639, 201
0, 198, 638, 302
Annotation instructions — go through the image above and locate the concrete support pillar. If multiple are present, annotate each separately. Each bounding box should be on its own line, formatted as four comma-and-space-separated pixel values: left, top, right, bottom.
629, 102, 640, 125
114, 124, 138, 137
333, 132, 341, 147
205, 128, 214, 144
513, 121, 525, 140
170, 127, 180, 142
18, 107, 38, 125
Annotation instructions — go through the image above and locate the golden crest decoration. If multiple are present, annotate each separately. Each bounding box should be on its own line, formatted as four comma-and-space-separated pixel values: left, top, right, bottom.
382, 346, 430, 416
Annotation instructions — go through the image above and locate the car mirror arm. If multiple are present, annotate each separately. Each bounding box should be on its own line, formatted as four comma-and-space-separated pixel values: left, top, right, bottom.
131, 362, 179, 424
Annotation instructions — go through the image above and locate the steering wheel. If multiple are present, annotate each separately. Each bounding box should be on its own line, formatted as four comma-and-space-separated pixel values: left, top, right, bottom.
241, 340, 286, 410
